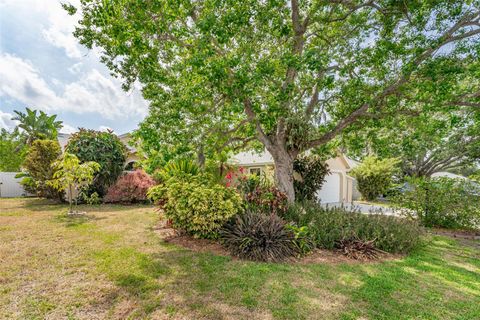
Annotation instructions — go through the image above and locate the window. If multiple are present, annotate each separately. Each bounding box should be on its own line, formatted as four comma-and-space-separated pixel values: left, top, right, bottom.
249, 167, 262, 176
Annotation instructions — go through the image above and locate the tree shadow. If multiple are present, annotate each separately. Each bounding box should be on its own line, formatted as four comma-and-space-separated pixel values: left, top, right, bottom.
54, 213, 106, 227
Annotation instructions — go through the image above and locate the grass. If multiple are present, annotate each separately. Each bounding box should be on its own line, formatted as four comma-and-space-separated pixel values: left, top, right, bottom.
1, 198, 479, 319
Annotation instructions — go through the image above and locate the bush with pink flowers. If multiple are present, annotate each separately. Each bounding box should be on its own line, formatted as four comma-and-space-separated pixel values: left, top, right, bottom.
104, 169, 156, 203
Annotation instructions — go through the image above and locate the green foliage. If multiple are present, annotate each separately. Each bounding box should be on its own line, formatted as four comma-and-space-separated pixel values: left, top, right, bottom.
293, 155, 330, 201
153, 158, 200, 182
83, 192, 102, 205
0, 129, 27, 172
350, 156, 400, 201
284, 201, 423, 254
21, 139, 61, 199
343, 110, 480, 177
393, 177, 480, 230
149, 174, 242, 239
221, 211, 300, 262
233, 173, 288, 215
12, 108, 63, 145
50, 153, 100, 213
65, 129, 126, 197
70, 1, 480, 203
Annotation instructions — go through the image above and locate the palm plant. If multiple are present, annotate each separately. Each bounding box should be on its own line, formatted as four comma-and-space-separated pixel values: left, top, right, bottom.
12, 108, 63, 145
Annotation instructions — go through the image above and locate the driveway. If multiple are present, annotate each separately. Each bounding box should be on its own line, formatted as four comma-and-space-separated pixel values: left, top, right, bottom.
321, 202, 398, 216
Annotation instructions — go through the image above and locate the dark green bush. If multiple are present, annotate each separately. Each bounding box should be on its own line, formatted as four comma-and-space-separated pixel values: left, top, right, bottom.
284, 201, 423, 254
66, 129, 126, 197
393, 177, 480, 230
221, 211, 300, 262
293, 155, 330, 201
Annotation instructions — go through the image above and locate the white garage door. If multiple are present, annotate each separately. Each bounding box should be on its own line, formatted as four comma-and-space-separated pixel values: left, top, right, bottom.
316, 173, 341, 203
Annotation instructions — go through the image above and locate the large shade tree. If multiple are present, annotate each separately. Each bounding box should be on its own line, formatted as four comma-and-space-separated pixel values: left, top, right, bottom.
342, 107, 480, 177
68, 0, 480, 202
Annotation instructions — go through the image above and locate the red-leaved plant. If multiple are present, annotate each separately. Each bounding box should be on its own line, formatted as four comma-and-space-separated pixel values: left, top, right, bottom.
104, 169, 155, 203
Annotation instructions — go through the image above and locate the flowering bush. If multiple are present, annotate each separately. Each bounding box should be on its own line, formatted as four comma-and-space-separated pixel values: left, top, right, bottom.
104, 170, 156, 203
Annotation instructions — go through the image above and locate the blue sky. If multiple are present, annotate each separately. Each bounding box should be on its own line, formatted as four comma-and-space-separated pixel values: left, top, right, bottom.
0, 0, 148, 134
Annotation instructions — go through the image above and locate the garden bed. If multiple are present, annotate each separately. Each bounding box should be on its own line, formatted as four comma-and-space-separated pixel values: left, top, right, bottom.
155, 221, 402, 264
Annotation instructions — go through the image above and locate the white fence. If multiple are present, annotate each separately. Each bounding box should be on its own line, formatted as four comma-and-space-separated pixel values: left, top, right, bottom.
0, 172, 29, 198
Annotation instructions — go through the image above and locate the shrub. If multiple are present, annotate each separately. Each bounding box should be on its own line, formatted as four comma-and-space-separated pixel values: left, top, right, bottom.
65, 129, 126, 197
152, 158, 199, 183
149, 174, 242, 238
230, 171, 288, 215
221, 211, 300, 262
21, 139, 62, 199
284, 201, 422, 254
104, 170, 155, 203
393, 177, 480, 230
350, 156, 400, 201
293, 155, 330, 201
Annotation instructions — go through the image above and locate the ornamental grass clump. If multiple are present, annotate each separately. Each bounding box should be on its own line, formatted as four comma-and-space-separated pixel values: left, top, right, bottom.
221, 210, 300, 262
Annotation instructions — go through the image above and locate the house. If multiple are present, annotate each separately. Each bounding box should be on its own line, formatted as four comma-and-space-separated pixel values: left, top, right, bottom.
229, 151, 360, 203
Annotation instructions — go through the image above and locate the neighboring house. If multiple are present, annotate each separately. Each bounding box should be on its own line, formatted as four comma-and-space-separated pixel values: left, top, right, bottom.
229, 151, 360, 203
57, 132, 139, 171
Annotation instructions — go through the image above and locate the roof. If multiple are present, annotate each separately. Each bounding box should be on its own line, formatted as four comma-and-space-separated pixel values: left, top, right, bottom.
230, 150, 360, 170
229, 150, 274, 166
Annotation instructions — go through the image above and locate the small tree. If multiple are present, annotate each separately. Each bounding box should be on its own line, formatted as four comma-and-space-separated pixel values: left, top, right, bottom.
350, 156, 399, 201
49, 153, 100, 214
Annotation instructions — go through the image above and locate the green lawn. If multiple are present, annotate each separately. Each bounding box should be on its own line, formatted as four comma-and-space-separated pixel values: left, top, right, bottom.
1, 198, 479, 319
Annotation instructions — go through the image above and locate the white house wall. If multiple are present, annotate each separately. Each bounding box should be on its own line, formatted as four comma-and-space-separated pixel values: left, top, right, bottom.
0, 172, 29, 198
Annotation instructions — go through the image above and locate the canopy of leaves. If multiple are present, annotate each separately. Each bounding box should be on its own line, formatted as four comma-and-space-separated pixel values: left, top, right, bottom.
68, 1, 480, 158
342, 108, 480, 177
65, 129, 126, 197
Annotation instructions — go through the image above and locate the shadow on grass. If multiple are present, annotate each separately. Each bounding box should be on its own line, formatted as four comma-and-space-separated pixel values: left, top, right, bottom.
90, 234, 480, 320
54, 213, 106, 227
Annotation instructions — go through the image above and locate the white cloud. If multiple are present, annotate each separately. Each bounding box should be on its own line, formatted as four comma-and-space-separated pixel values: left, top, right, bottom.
98, 126, 113, 132
0, 53, 148, 120
60, 123, 77, 134
0, 53, 61, 110
0, 110, 18, 131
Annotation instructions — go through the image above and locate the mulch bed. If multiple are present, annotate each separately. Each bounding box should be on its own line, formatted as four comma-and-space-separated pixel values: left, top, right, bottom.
153, 220, 401, 264
429, 228, 480, 240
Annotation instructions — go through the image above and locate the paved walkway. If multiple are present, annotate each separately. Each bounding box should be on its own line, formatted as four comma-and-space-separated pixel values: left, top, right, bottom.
321, 202, 399, 216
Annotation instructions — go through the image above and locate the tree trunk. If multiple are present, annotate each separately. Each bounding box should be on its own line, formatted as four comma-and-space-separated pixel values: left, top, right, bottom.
270, 148, 295, 203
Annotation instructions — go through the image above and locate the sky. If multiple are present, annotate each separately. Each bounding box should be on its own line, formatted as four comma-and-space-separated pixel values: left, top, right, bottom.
0, 0, 148, 134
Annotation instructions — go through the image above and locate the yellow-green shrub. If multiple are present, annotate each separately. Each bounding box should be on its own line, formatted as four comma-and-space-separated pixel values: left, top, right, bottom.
149, 174, 242, 238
